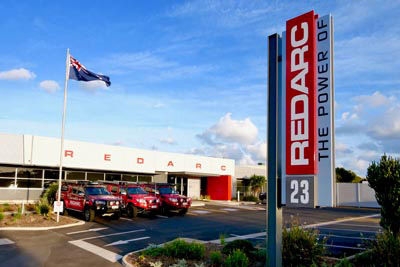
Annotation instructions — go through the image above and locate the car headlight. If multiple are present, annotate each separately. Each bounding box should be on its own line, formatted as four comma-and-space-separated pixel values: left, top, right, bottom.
95, 200, 106, 205
169, 198, 178, 202
137, 199, 146, 204
109, 201, 119, 206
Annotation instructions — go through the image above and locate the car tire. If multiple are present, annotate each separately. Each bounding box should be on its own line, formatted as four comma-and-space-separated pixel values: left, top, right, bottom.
127, 205, 134, 218
132, 206, 138, 218
161, 206, 169, 216
84, 207, 95, 222
127, 205, 138, 218
113, 211, 121, 220
178, 208, 188, 216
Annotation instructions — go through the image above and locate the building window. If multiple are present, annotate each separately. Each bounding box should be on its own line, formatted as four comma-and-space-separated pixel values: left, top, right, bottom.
106, 174, 121, 181
43, 169, 65, 188
44, 170, 63, 180
122, 174, 137, 182
66, 171, 85, 181
0, 167, 16, 178
17, 179, 42, 188
87, 172, 104, 182
138, 176, 152, 182
17, 168, 43, 178
0, 178, 16, 188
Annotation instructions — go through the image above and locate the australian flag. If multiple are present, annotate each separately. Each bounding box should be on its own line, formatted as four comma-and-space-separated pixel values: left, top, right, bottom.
69, 56, 111, 87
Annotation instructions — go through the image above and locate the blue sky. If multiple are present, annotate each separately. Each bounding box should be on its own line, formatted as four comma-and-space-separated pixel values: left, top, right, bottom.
0, 0, 399, 177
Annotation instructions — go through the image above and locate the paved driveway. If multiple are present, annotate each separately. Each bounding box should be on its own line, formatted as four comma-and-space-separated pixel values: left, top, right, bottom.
0, 203, 381, 266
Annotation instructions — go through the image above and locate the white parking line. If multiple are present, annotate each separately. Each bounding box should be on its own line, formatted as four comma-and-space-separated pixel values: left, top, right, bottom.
331, 222, 381, 229
69, 229, 147, 262
67, 227, 108, 235
207, 213, 381, 246
79, 229, 146, 241
0, 238, 15, 246
221, 208, 238, 212
324, 244, 367, 250
317, 227, 380, 234
191, 210, 210, 214
302, 213, 380, 230
69, 240, 122, 263
104, 236, 150, 247
209, 232, 266, 244
319, 233, 376, 241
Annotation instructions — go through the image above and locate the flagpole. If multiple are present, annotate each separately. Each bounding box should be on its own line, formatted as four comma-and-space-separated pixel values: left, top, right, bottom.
56, 48, 70, 223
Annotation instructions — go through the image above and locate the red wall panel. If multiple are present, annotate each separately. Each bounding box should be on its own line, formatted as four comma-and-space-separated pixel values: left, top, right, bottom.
207, 175, 232, 200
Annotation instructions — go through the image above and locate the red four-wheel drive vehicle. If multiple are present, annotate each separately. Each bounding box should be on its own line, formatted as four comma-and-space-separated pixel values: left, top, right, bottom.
100, 181, 160, 218
59, 181, 122, 222
140, 183, 192, 215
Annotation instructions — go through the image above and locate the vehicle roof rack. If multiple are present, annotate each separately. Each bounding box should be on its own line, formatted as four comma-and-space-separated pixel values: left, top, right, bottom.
62, 180, 99, 185
98, 180, 143, 186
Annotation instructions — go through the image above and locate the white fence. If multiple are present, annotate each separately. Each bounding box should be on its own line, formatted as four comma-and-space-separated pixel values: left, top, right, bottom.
336, 183, 379, 208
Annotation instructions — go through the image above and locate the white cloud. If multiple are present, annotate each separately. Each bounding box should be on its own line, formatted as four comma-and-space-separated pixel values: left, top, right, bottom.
367, 104, 400, 140
0, 68, 36, 80
238, 154, 257, 165
246, 142, 266, 162
335, 142, 353, 156
354, 91, 394, 110
208, 113, 258, 144
39, 80, 60, 93
160, 137, 176, 145
196, 113, 264, 164
340, 112, 358, 121
336, 90, 400, 175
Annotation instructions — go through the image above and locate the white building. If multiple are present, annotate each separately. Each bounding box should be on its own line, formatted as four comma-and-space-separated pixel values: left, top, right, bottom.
0, 133, 235, 203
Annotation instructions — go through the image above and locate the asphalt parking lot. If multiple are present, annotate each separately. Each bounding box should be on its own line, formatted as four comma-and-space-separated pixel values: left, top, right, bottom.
0, 202, 381, 266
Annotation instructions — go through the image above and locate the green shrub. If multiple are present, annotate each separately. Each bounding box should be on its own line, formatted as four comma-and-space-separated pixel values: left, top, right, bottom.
142, 246, 166, 257
2, 203, 12, 212
43, 182, 59, 204
282, 224, 326, 267
163, 239, 205, 260
362, 231, 400, 267
224, 249, 249, 267
210, 250, 223, 266
13, 207, 23, 220
219, 234, 226, 245
366, 154, 400, 236
241, 195, 258, 202
251, 248, 267, 267
0, 211, 4, 221
36, 199, 51, 216
334, 257, 353, 267
222, 239, 255, 257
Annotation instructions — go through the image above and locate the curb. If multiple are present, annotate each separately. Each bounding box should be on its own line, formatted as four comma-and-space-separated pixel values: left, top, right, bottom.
0, 220, 85, 231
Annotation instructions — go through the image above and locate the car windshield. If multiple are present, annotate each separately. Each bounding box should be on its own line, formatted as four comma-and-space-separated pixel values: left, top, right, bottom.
85, 186, 110, 195
158, 187, 178, 194
127, 187, 147, 195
